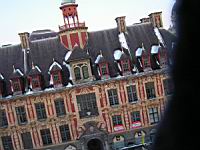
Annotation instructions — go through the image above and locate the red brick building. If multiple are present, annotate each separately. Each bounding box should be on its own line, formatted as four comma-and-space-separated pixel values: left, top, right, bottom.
0, 0, 176, 150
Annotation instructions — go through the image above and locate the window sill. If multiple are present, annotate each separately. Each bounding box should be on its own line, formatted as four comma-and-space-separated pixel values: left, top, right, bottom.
110, 105, 120, 108
129, 101, 139, 104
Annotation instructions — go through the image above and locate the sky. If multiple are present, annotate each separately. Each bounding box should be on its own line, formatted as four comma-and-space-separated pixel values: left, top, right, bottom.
0, 0, 175, 45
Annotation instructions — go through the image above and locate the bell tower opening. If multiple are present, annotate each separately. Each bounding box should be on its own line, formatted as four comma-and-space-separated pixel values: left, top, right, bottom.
87, 139, 104, 150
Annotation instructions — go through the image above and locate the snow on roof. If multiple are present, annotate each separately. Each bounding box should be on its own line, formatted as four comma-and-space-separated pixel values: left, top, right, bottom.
118, 32, 129, 50
63, 61, 72, 80
65, 51, 72, 61
151, 45, 160, 54
114, 49, 123, 60
0, 73, 4, 80
35, 66, 42, 73
154, 27, 165, 47
95, 54, 103, 64
15, 69, 24, 76
135, 48, 144, 57
49, 61, 62, 72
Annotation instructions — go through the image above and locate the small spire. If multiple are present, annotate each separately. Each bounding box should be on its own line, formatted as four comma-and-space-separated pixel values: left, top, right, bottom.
142, 43, 145, 50
32, 62, 35, 69
53, 58, 55, 62
13, 65, 16, 72
86, 49, 89, 55
100, 50, 103, 56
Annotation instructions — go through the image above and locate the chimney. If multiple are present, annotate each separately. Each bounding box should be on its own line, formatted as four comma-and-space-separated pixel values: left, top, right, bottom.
115, 16, 127, 33
148, 12, 163, 28
140, 18, 150, 23
18, 32, 30, 50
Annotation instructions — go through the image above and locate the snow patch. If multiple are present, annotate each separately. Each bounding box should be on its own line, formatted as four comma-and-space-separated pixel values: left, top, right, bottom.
35, 66, 42, 73
0, 74, 4, 80
114, 50, 123, 60
15, 69, 24, 76
63, 62, 72, 80
44, 87, 55, 91
135, 48, 144, 57
118, 33, 129, 49
66, 83, 73, 87
65, 51, 72, 61
154, 28, 165, 47
151, 45, 160, 54
25, 90, 33, 95
6, 95, 12, 98
117, 62, 122, 71
95, 54, 103, 64
49, 61, 62, 72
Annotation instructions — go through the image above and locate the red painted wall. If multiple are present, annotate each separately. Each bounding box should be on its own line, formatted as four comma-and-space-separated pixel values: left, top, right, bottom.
70, 33, 79, 48
81, 32, 87, 47
61, 35, 69, 49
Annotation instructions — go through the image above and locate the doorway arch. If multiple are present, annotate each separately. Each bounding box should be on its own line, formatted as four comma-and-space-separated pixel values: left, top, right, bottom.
87, 139, 104, 150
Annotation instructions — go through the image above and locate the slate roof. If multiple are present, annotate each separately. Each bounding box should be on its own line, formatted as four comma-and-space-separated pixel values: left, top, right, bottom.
0, 23, 176, 96
30, 29, 58, 41
67, 46, 90, 62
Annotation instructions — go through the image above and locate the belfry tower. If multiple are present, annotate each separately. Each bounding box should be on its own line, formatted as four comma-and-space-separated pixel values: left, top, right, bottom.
59, 0, 88, 50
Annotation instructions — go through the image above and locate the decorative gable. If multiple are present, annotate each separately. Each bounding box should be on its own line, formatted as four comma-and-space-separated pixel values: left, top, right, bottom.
67, 46, 93, 84
49, 60, 63, 88
10, 67, 25, 95
95, 51, 110, 80
28, 63, 42, 91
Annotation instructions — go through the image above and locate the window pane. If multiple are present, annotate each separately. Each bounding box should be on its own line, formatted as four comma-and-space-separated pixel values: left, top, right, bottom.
112, 115, 122, 126
108, 89, 119, 106
76, 93, 98, 118
55, 99, 66, 117
53, 73, 61, 84
131, 111, 141, 122
59, 125, 71, 142
127, 85, 138, 102
101, 64, 108, 75
0, 109, 8, 127
35, 103, 47, 120
13, 81, 21, 92
149, 107, 159, 124
122, 60, 130, 72
21, 132, 33, 149
40, 129, 52, 145
82, 66, 89, 79
15, 106, 27, 124
2, 136, 14, 150
32, 76, 40, 88
145, 82, 156, 99
74, 67, 81, 80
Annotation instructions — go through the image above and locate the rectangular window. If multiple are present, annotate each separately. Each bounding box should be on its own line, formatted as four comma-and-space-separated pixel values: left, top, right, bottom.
76, 93, 99, 118
143, 58, 149, 68
127, 85, 138, 103
122, 60, 130, 72
13, 80, 21, 92
2, 136, 14, 150
59, 125, 71, 143
131, 111, 141, 122
55, 99, 66, 117
40, 129, 52, 146
16, 106, 27, 125
53, 73, 61, 84
163, 79, 174, 95
112, 115, 122, 126
0, 109, 8, 127
101, 64, 108, 76
145, 82, 156, 99
108, 89, 119, 106
35, 103, 47, 120
32, 76, 40, 88
149, 107, 159, 125
21, 132, 33, 149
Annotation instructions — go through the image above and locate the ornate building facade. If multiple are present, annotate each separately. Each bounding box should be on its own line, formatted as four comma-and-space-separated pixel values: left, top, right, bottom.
0, 0, 176, 150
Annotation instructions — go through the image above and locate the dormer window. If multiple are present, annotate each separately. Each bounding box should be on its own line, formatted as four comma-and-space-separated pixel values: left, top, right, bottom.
82, 66, 89, 79
28, 64, 42, 91
121, 59, 130, 72
32, 76, 40, 89
10, 67, 24, 95
12, 79, 21, 92
74, 65, 89, 81
74, 67, 81, 81
49, 60, 63, 87
100, 63, 109, 76
52, 72, 62, 85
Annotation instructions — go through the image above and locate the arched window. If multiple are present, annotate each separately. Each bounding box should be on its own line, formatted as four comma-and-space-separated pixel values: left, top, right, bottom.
74, 67, 81, 81
82, 66, 89, 79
